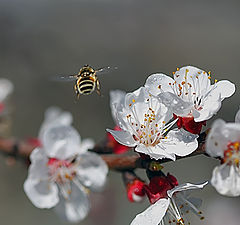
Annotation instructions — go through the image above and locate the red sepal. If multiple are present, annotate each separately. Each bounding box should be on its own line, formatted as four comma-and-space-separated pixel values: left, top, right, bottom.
144, 174, 178, 204
174, 114, 206, 134
107, 126, 130, 154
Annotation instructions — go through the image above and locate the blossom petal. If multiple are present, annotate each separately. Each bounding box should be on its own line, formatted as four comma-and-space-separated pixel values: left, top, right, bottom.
211, 164, 240, 197
38, 106, 73, 140
158, 92, 193, 117
106, 129, 136, 147
235, 107, 240, 123
135, 144, 176, 160
54, 182, 90, 223
0, 78, 14, 101
206, 119, 240, 157
167, 182, 208, 198
145, 73, 174, 96
42, 125, 82, 159
110, 90, 126, 123
164, 129, 198, 157
193, 92, 222, 122
24, 178, 59, 209
24, 148, 59, 208
130, 198, 170, 225
79, 138, 95, 153
76, 152, 108, 192
214, 80, 235, 100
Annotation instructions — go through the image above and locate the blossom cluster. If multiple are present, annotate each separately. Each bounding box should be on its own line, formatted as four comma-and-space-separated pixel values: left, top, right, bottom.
19, 65, 239, 224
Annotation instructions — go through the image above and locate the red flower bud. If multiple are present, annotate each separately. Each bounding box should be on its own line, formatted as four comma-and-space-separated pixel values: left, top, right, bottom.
127, 179, 146, 202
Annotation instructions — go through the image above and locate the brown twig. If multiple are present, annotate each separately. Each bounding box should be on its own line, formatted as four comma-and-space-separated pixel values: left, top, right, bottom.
0, 130, 209, 171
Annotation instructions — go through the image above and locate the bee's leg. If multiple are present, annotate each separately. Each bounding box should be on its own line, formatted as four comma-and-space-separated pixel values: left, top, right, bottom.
96, 79, 102, 96
74, 84, 80, 100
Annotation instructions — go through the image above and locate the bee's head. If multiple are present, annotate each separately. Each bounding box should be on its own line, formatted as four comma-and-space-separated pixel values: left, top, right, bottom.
80, 65, 95, 76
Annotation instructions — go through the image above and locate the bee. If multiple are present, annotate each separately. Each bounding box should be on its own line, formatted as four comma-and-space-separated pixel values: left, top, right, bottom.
58, 65, 116, 98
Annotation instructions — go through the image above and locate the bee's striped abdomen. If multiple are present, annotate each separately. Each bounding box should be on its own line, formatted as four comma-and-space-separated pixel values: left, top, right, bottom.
77, 77, 95, 95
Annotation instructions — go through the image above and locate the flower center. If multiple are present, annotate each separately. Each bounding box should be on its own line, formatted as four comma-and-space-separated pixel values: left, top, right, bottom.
167, 68, 218, 112
126, 101, 176, 147
223, 141, 240, 166
47, 157, 77, 198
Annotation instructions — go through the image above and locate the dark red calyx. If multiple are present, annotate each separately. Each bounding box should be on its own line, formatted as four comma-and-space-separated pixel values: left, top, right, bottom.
107, 126, 130, 154
144, 173, 178, 204
173, 114, 206, 134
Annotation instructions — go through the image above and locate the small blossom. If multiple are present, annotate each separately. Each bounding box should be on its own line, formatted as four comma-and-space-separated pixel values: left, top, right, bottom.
131, 176, 208, 225
107, 87, 198, 160
145, 66, 235, 134
206, 119, 240, 196
24, 125, 108, 222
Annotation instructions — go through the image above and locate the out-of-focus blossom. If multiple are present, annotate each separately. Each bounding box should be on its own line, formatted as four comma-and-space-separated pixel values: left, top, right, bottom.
131, 175, 207, 225
145, 66, 235, 134
235, 106, 240, 123
0, 78, 14, 103
206, 119, 240, 196
24, 125, 108, 223
107, 87, 198, 160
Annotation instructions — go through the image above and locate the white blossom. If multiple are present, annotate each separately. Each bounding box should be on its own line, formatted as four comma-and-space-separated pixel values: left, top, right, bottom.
235, 106, 240, 123
107, 87, 198, 160
206, 119, 240, 196
145, 66, 235, 122
24, 125, 108, 223
130, 182, 208, 225
0, 78, 14, 102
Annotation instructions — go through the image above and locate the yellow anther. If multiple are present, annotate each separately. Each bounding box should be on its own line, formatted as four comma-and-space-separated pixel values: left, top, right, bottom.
162, 121, 166, 124
186, 69, 189, 73
176, 67, 179, 71
158, 85, 161, 89
203, 71, 206, 74
208, 76, 211, 79
172, 71, 176, 75
208, 71, 211, 75
129, 103, 132, 107
196, 75, 199, 79
215, 79, 218, 83
132, 99, 135, 103
164, 136, 167, 139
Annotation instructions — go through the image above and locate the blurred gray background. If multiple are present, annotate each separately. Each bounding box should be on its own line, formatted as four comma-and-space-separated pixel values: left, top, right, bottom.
0, 0, 239, 224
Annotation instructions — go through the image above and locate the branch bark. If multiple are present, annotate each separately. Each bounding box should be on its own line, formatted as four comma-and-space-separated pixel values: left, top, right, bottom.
0, 130, 209, 171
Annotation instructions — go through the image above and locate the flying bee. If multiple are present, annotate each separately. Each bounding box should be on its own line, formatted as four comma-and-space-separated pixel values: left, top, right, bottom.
58, 65, 116, 98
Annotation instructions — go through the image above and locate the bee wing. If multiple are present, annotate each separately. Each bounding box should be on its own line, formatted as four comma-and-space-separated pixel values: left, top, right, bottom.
96, 66, 118, 76
51, 74, 78, 82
